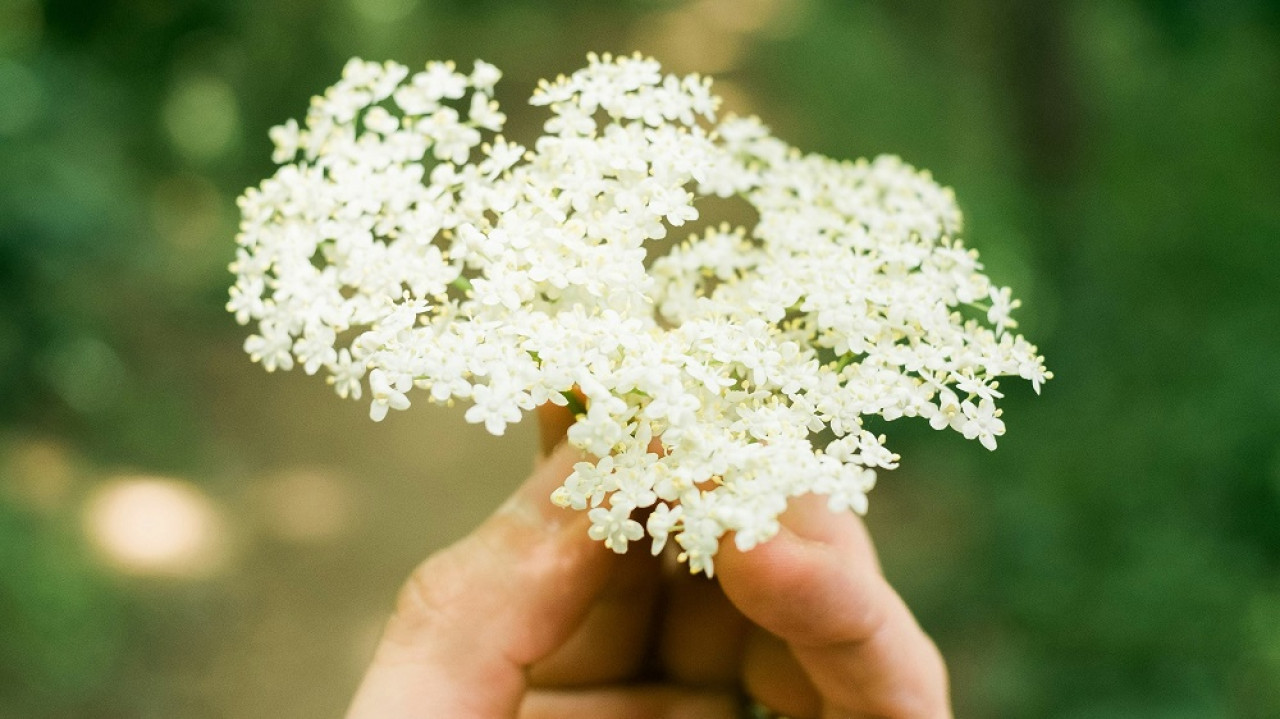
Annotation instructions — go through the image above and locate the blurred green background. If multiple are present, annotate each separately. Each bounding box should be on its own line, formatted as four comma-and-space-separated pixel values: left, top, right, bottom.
2, 0, 1278, 716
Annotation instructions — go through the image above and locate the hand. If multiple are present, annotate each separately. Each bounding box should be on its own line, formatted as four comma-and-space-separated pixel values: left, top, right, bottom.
346, 406, 951, 719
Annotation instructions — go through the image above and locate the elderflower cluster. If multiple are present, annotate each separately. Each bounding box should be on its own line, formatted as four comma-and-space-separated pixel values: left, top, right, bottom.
230, 53, 1049, 575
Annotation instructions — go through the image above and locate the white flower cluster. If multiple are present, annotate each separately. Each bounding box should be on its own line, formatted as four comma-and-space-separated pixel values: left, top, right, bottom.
231, 53, 1049, 575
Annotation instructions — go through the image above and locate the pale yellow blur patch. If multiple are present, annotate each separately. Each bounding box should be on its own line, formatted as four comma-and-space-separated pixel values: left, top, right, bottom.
0, 0, 43, 55
151, 173, 228, 251
83, 476, 229, 577
255, 469, 354, 544
630, 0, 813, 77
3, 436, 74, 513
632, 9, 746, 76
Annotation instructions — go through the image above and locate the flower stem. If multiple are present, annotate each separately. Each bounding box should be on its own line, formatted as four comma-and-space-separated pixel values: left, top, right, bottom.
561, 389, 588, 417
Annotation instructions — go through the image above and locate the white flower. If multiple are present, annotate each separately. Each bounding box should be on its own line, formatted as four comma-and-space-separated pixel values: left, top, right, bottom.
464, 381, 526, 436
470, 60, 502, 92
231, 53, 1049, 574
646, 502, 683, 555
268, 118, 302, 163
415, 60, 467, 101
987, 285, 1020, 333
675, 490, 724, 576
468, 92, 506, 132
368, 369, 411, 421
954, 371, 1003, 402
327, 349, 364, 400
422, 107, 481, 164
363, 106, 399, 135
243, 322, 293, 372
820, 465, 877, 515
552, 457, 615, 510
588, 502, 644, 553
294, 325, 337, 375
926, 387, 965, 432
960, 398, 1005, 451
226, 276, 265, 325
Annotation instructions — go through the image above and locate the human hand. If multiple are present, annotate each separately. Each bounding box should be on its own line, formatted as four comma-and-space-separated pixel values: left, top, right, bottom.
345, 406, 951, 719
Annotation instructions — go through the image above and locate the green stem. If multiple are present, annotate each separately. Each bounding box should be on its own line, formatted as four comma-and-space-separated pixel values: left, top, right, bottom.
561, 390, 588, 417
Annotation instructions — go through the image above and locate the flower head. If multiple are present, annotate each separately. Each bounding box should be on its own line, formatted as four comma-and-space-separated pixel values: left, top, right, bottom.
231, 53, 1050, 574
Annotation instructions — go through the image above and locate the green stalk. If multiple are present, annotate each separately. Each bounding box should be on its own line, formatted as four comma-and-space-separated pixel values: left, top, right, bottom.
561, 390, 588, 417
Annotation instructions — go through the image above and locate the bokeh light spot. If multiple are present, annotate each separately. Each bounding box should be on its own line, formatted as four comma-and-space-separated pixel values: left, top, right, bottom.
0, 58, 44, 136
162, 76, 241, 163
708, 78, 757, 118
41, 336, 127, 415
256, 469, 354, 544
83, 476, 229, 577
633, 9, 744, 75
693, 0, 781, 35
2, 436, 74, 512
0, 0, 43, 55
348, 0, 419, 25
632, 0, 812, 75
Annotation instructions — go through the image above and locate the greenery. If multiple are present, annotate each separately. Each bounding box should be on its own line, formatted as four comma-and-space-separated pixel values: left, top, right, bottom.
2, 0, 1277, 716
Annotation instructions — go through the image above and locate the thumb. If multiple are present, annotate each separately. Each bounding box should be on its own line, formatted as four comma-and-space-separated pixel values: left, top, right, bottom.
346, 439, 617, 719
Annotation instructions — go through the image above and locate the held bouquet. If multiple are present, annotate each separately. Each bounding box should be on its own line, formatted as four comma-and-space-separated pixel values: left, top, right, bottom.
230, 53, 1049, 575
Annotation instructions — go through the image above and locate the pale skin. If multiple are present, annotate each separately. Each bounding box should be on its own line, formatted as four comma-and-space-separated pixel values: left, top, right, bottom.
346, 405, 952, 719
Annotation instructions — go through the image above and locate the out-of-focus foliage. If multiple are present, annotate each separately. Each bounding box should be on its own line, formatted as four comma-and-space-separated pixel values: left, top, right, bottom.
1, 0, 1276, 717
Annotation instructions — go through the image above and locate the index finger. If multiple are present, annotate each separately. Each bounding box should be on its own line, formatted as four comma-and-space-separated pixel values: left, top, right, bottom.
346, 438, 617, 719
715, 498, 952, 719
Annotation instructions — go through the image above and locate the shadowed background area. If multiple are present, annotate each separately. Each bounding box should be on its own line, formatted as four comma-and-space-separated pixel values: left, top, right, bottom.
1, 0, 1278, 716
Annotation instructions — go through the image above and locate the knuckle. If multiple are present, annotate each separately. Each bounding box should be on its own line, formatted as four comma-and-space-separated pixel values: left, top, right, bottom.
778, 571, 893, 647
385, 549, 470, 645
832, 619, 952, 719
